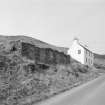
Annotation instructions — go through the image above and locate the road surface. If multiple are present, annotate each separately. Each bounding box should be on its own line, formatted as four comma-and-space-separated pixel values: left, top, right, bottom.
37, 74, 105, 105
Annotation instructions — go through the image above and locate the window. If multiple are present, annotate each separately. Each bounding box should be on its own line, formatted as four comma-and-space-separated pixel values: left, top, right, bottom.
86, 58, 87, 62
90, 53, 92, 57
86, 50, 88, 55
78, 50, 81, 54
86, 50, 87, 54
89, 59, 90, 65
89, 52, 90, 56
91, 60, 93, 64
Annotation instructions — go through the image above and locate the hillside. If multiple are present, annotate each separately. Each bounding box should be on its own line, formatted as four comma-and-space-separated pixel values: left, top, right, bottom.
94, 53, 105, 59
0, 35, 103, 105
0, 35, 68, 54
94, 53, 105, 70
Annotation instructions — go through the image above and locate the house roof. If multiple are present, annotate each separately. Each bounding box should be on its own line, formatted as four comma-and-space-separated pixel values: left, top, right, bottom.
78, 42, 93, 53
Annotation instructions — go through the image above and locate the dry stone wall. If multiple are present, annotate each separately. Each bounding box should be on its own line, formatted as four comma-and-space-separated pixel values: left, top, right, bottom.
21, 42, 70, 65
0, 38, 73, 105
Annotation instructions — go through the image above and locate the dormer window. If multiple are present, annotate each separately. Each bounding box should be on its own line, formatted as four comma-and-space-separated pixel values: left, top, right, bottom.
78, 49, 81, 54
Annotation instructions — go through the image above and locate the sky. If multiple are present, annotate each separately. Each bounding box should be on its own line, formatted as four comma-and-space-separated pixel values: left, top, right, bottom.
0, 0, 105, 54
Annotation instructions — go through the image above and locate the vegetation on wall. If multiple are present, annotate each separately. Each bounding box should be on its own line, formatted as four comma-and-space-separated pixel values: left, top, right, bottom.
0, 36, 103, 105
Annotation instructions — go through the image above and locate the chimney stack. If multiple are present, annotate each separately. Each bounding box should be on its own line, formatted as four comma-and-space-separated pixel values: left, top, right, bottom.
73, 37, 79, 43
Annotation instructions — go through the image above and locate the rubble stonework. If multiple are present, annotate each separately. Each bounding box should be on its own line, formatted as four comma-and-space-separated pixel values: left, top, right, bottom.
0, 36, 99, 105
21, 42, 70, 65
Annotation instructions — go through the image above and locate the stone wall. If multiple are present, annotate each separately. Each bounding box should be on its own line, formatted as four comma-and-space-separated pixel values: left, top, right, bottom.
21, 42, 70, 65
0, 37, 98, 105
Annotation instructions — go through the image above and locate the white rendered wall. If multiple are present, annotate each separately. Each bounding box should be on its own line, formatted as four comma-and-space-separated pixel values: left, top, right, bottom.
84, 50, 94, 66
68, 40, 85, 64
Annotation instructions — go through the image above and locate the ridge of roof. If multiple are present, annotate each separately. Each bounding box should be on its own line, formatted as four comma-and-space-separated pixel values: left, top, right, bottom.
78, 42, 93, 53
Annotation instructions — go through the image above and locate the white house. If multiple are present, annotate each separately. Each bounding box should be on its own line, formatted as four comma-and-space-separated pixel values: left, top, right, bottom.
68, 38, 94, 66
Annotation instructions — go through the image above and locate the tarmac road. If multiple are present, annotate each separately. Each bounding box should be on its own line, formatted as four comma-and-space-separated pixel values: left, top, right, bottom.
37, 74, 105, 105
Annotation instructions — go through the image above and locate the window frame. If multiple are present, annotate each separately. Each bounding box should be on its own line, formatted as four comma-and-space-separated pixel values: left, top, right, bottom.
78, 49, 81, 54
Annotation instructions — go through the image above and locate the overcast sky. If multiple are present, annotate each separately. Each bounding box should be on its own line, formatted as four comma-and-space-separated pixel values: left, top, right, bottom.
0, 0, 105, 54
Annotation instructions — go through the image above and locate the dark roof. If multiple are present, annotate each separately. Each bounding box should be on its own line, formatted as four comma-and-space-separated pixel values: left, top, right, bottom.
79, 43, 93, 54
